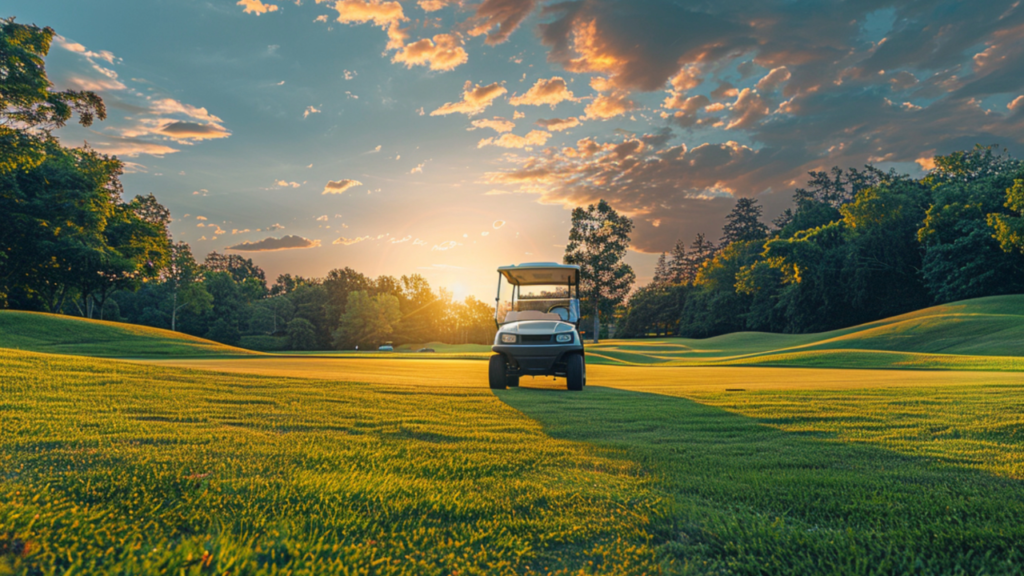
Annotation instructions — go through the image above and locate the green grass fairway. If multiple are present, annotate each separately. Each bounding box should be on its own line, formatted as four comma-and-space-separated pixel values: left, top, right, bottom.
6, 294, 1024, 371
584, 294, 1024, 370
3, 347, 1024, 574
0, 311, 258, 358
4, 297, 1024, 573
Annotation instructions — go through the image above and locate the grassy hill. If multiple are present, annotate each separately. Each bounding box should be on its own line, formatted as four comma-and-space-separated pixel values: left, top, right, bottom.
0, 311, 259, 358
586, 294, 1024, 370
3, 294, 1022, 368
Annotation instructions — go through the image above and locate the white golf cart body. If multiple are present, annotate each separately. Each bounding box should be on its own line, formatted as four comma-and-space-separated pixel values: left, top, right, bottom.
490, 262, 586, 389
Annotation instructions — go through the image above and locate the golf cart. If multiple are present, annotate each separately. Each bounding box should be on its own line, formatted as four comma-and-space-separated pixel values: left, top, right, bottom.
489, 262, 586, 391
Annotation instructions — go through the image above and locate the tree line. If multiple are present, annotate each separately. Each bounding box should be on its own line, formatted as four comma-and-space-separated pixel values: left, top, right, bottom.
620, 147, 1024, 337
0, 18, 496, 350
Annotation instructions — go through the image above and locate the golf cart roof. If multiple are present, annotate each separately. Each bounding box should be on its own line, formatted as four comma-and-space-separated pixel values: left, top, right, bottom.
498, 262, 580, 286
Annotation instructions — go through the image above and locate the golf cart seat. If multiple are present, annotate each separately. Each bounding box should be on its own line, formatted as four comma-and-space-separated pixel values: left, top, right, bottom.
504, 310, 561, 323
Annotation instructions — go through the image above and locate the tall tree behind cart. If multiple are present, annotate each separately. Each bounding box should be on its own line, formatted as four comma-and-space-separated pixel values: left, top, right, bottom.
563, 199, 635, 343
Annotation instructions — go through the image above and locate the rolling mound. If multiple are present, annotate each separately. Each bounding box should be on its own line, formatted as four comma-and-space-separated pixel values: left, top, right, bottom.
587, 295, 1024, 369
0, 310, 259, 358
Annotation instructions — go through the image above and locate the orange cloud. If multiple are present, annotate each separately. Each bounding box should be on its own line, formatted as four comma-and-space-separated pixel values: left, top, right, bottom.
323, 179, 362, 194
584, 92, 637, 120
334, 236, 371, 245
725, 88, 770, 130
535, 117, 580, 131
471, 117, 516, 132
464, 0, 538, 45
419, 0, 459, 10
478, 130, 552, 149
327, 0, 405, 27
392, 33, 468, 71
756, 66, 792, 92
509, 77, 577, 108
228, 235, 320, 251
430, 81, 507, 116
238, 0, 278, 14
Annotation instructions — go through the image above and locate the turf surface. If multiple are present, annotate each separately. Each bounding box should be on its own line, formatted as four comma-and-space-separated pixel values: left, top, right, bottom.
3, 296, 1024, 574
0, 311, 257, 358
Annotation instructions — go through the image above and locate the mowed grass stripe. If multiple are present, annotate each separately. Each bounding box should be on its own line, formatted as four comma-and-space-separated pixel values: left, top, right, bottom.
0, 348, 662, 575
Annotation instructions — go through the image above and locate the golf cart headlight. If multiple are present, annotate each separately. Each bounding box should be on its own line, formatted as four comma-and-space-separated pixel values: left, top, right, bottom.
555, 333, 573, 343
500, 333, 517, 344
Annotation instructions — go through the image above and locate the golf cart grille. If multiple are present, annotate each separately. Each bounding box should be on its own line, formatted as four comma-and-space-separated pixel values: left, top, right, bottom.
520, 334, 553, 344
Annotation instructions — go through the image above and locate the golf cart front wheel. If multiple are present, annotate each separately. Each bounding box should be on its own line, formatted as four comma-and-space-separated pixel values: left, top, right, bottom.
566, 354, 585, 391
489, 355, 508, 390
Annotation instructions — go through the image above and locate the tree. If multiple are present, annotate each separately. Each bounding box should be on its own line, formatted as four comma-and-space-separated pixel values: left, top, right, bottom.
988, 179, 1024, 255
205, 317, 240, 346
204, 252, 266, 285
686, 233, 717, 279
333, 290, 402, 349
0, 18, 106, 174
563, 199, 635, 343
721, 198, 769, 245
652, 252, 669, 285
164, 241, 211, 331
286, 317, 317, 350
667, 238, 688, 284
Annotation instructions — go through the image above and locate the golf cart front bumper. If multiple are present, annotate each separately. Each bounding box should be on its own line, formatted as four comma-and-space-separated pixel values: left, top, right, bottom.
492, 344, 583, 376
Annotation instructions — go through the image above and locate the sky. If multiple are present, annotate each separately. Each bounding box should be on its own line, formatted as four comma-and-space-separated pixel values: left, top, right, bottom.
12, 0, 1024, 300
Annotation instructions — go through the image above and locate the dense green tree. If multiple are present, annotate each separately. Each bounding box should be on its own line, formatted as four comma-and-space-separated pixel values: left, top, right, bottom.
652, 252, 669, 285
286, 317, 317, 350
988, 179, 1024, 255
667, 238, 688, 284
204, 252, 266, 286
205, 317, 240, 347
333, 290, 402, 349
164, 241, 211, 331
721, 198, 769, 245
563, 199, 635, 343
0, 18, 105, 175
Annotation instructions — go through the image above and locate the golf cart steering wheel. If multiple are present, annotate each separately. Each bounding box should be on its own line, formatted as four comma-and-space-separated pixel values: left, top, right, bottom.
547, 306, 570, 321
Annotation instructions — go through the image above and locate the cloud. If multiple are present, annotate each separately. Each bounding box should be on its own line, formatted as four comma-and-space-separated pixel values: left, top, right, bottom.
492, 219, 506, 229
755, 66, 791, 93
535, 117, 580, 131
267, 223, 285, 231
392, 33, 468, 71
725, 88, 769, 130
1009, 96, 1024, 111
153, 121, 231, 141
464, 0, 539, 45
333, 235, 371, 245
431, 81, 507, 116
323, 179, 362, 194
478, 130, 551, 149
228, 235, 320, 252
89, 136, 180, 157
55, 36, 116, 63
238, 0, 279, 14
411, 162, 426, 173
276, 180, 301, 188
431, 240, 461, 251
584, 91, 637, 119
509, 77, 577, 107
470, 117, 516, 132
316, 215, 329, 221
327, 0, 405, 28
419, 0, 459, 11
304, 105, 321, 118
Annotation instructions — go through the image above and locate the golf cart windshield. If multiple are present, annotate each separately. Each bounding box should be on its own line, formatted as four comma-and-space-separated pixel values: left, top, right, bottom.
495, 263, 581, 325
